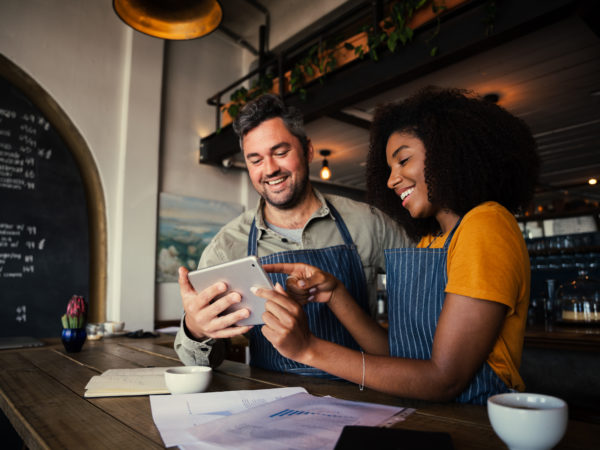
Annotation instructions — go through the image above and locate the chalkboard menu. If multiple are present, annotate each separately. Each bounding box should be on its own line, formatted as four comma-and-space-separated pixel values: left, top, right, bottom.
0, 74, 89, 338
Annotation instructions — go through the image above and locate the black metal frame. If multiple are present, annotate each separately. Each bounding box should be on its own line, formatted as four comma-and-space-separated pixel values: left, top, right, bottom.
200, 0, 580, 168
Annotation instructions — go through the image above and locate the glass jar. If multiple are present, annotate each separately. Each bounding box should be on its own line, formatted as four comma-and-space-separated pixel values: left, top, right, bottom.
557, 270, 600, 323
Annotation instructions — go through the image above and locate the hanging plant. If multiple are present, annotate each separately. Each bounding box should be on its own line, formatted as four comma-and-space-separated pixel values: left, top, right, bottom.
425, 1, 449, 56
221, 72, 275, 120
289, 37, 339, 100
219, 0, 490, 123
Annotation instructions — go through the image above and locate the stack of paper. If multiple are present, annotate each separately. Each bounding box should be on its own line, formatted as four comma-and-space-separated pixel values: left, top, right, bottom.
84, 367, 175, 398
150, 388, 412, 449
150, 387, 308, 447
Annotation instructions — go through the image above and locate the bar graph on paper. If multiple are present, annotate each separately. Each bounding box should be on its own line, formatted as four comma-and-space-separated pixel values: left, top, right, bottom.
269, 408, 353, 420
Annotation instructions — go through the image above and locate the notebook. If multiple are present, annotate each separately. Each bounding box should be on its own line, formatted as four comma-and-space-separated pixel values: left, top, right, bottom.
0, 336, 45, 350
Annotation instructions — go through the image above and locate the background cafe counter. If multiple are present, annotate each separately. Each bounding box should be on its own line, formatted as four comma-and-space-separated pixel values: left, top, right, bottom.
0, 334, 599, 449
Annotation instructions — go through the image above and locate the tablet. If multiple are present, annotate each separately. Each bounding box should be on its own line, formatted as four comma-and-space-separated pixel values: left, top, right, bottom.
187, 256, 274, 326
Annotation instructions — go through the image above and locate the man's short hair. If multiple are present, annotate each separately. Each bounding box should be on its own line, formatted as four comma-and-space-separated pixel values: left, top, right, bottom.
232, 94, 309, 153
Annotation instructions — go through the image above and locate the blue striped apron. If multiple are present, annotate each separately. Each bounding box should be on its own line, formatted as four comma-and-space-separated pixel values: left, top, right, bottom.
385, 219, 509, 404
247, 201, 369, 377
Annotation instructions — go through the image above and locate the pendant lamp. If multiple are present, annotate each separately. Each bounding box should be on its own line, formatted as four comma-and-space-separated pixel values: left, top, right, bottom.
113, 0, 223, 40
319, 150, 332, 180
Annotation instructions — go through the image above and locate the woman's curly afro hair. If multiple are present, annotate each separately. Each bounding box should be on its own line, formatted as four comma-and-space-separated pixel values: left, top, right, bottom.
366, 86, 540, 241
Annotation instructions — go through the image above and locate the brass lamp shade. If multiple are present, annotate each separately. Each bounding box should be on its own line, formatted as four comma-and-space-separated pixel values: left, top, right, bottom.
113, 0, 222, 40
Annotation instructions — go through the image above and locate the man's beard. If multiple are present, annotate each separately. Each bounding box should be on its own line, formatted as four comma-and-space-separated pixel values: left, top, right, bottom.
262, 170, 310, 210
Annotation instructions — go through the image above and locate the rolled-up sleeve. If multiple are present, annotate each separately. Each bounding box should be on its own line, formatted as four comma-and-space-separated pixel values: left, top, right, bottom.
174, 316, 226, 368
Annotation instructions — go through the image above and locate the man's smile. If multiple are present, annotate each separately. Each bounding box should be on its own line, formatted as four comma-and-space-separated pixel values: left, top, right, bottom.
266, 177, 286, 186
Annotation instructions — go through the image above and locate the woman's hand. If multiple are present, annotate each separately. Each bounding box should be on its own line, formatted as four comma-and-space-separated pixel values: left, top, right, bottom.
262, 263, 340, 306
255, 283, 314, 363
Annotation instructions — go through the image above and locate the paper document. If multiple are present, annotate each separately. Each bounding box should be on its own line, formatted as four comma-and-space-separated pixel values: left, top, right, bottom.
179, 392, 407, 450
84, 367, 175, 397
150, 387, 308, 447
155, 326, 180, 335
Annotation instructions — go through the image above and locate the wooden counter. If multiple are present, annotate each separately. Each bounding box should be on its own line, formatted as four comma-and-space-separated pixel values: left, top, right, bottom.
1, 335, 598, 449
525, 324, 600, 351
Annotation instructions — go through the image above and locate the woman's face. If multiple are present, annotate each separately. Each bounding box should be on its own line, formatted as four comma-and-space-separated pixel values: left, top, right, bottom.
386, 131, 439, 219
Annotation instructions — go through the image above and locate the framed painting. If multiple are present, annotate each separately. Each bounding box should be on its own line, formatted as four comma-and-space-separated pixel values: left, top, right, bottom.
156, 193, 243, 283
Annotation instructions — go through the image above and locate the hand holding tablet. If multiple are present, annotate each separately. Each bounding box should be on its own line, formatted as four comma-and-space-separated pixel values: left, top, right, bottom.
187, 256, 274, 326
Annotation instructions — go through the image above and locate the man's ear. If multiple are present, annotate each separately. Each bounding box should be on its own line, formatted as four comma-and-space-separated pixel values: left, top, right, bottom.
307, 139, 314, 163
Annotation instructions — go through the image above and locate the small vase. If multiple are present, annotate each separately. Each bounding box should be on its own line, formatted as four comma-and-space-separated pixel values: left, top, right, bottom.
61, 328, 87, 352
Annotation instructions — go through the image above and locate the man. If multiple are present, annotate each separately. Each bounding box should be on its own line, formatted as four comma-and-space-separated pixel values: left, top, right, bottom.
175, 94, 410, 376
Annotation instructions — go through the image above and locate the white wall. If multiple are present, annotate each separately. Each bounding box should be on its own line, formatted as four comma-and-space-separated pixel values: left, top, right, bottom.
267, 0, 349, 49
0, 0, 351, 328
156, 32, 253, 321
1, 0, 170, 331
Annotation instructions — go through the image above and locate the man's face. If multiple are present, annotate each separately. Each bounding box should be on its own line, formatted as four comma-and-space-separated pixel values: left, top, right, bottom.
242, 117, 312, 209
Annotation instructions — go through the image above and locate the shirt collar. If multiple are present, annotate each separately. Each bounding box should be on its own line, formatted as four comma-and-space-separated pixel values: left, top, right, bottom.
254, 187, 332, 238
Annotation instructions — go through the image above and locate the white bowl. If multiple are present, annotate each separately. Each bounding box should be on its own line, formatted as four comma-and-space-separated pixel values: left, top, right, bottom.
487, 393, 568, 450
164, 366, 212, 394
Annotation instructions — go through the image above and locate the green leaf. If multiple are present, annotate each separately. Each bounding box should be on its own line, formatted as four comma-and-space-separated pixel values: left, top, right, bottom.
388, 33, 398, 52
227, 104, 240, 118
230, 87, 247, 102
354, 45, 364, 59
344, 42, 354, 51
305, 65, 314, 77
430, 46, 439, 57
370, 47, 378, 61
399, 31, 407, 45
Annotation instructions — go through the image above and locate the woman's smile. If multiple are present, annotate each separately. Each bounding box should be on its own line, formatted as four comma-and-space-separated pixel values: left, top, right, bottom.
386, 132, 437, 219
399, 186, 415, 206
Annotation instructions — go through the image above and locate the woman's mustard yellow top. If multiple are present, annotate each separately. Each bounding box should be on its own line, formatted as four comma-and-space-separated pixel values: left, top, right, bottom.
418, 201, 529, 391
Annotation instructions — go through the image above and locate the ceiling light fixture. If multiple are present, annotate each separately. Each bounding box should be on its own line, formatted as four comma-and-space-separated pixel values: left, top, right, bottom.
113, 0, 223, 40
319, 150, 331, 180
589, 178, 598, 185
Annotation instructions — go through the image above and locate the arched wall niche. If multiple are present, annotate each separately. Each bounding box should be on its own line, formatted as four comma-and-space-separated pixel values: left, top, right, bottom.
0, 53, 107, 323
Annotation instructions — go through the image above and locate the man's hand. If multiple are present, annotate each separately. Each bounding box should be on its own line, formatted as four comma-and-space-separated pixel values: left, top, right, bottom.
179, 266, 253, 340
262, 263, 340, 306
257, 283, 314, 363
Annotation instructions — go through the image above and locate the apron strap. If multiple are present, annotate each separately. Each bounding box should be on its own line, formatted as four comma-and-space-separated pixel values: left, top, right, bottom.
248, 199, 355, 256
248, 218, 259, 256
325, 200, 355, 247
442, 216, 463, 250
426, 217, 463, 249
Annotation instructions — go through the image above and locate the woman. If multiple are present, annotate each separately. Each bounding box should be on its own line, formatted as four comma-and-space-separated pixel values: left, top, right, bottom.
256, 87, 540, 404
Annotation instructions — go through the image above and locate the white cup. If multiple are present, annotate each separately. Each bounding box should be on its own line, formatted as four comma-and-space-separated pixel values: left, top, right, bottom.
164, 366, 212, 394
488, 393, 568, 450
102, 321, 125, 335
